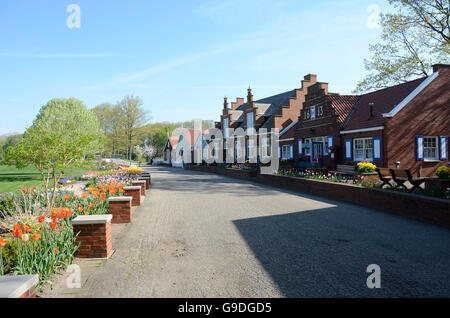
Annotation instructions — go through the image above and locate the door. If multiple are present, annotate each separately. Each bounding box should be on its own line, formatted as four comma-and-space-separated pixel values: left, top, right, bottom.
311, 142, 323, 162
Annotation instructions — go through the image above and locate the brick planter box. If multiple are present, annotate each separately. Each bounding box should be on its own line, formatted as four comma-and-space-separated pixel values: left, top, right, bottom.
139, 177, 150, 190
425, 178, 450, 197
108, 196, 133, 223
132, 180, 146, 196
142, 173, 151, 184
185, 164, 450, 229
72, 215, 113, 259
123, 186, 142, 206
255, 174, 450, 229
0, 275, 39, 298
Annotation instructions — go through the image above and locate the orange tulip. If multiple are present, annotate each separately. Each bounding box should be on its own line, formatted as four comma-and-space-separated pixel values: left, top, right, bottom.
24, 226, 32, 233
63, 194, 70, 201
0, 238, 8, 247
37, 215, 45, 223
53, 248, 59, 253
78, 207, 83, 212
32, 234, 41, 241
89, 203, 95, 207
82, 192, 87, 198
73, 195, 78, 199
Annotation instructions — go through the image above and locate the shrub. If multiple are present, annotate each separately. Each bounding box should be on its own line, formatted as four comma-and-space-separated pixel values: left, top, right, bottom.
436, 166, 449, 179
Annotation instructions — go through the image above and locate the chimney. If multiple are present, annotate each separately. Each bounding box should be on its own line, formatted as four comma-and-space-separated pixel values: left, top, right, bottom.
369, 102, 374, 119
247, 87, 254, 108
223, 96, 229, 110
304, 74, 317, 83
432, 64, 449, 72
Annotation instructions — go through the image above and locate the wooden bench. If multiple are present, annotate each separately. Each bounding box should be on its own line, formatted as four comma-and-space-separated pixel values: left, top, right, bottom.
389, 169, 425, 193
376, 168, 393, 188
330, 164, 356, 176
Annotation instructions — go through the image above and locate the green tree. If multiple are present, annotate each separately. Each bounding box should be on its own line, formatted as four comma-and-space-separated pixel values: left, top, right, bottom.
117, 95, 149, 160
355, 0, 449, 93
141, 122, 177, 158
0, 134, 22, 160
4, 98, 104, 211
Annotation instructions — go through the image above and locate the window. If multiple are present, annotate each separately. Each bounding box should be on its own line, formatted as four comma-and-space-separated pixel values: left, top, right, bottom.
424, 136, 438, 161
303, 137, 328, 156
282, 145, 291, 160
354, 138, 373, 161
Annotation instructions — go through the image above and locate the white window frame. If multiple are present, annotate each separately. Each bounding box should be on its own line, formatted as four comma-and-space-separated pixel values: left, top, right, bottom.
353, 138, 373, 162
423, 136, 439, 161
303, 137, 328, 156
281, 145, 291, 160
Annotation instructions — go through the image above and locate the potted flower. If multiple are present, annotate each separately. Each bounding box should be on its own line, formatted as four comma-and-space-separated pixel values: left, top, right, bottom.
394, 161, 400, 169
354, 160, 379, 186
424, 165, 450, 197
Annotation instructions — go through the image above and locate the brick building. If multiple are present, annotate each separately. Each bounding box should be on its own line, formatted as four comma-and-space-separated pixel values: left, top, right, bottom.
216, 74, 319, 162
290, 78, 358, 169
340, 64, 449, 177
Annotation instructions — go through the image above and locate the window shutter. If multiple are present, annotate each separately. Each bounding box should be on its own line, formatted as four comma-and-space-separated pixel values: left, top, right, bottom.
416, 136, 424, 160
289, 144, 294, 159
372, 137, 382, 161
327, 136, 333, 154
278, 145, 281, 159
298, 138, 303, 155
440, 136, 448, 160
345, 139, 353, 160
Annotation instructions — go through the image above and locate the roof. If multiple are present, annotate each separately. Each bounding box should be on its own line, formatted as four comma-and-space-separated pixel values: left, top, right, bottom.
231, 89, 298, 128
343, 77, 427, 131
238, 89, 297, 117
327, 95, 359, 123
167, 137, 179, 149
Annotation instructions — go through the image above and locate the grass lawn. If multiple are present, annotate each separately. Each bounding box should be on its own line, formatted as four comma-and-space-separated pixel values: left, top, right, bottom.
0, 165, 89, 193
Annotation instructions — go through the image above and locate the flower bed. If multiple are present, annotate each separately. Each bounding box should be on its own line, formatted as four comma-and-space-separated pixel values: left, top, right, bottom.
0, 211, 78, 288
0, 166, 143, 288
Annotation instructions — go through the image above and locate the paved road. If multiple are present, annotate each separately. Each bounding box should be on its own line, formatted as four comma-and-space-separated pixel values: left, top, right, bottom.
40, 167, 450, 297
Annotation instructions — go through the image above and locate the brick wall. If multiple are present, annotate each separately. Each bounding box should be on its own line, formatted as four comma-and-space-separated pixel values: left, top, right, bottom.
383, 67, 450, 177
184, 165, 450, 229
108, 197, 133, 223
73, 217, 113, 259
123, 186, 141, 206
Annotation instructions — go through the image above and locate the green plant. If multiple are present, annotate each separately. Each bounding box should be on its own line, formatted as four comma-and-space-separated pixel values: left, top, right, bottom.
436, 166, 449, 179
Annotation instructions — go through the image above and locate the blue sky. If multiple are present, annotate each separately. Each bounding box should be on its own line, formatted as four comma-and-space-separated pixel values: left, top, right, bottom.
0, 0, 392, 134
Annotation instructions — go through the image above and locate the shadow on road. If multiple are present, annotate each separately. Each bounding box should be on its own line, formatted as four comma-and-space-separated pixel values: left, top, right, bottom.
233, 207, 450, 298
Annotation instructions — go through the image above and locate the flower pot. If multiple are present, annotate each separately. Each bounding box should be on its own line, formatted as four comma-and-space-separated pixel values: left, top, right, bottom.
424, 178, 450, 197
